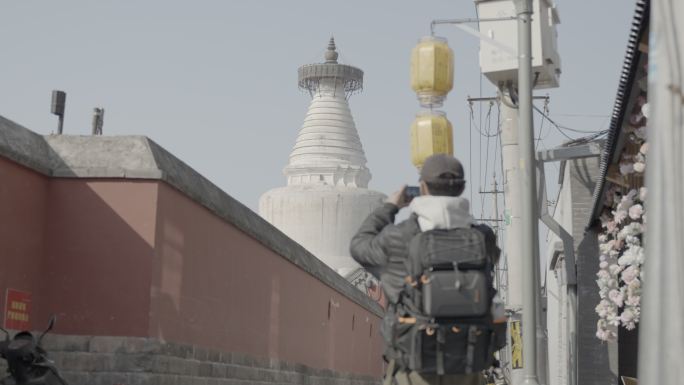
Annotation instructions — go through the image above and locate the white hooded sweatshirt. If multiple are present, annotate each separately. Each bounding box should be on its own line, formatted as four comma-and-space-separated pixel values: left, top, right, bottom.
409, 195, 474, 231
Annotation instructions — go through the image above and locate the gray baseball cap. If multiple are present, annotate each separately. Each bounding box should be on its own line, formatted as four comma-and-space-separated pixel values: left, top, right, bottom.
419, 154, 465, 183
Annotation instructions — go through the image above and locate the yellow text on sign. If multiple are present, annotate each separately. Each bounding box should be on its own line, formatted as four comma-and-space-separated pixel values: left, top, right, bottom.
11, 301, 27, 311
511, 320, 523, 369
6, 311, 29, 322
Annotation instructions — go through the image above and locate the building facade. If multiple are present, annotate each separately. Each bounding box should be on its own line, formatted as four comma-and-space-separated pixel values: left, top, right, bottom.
544, 2, 649, 384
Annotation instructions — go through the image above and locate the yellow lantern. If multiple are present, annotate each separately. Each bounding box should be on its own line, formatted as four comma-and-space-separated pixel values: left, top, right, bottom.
411, 111, 454, 168
410, 36, 454, 108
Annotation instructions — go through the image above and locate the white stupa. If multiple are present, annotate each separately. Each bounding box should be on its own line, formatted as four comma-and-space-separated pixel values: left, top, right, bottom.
259, 38, 385, 277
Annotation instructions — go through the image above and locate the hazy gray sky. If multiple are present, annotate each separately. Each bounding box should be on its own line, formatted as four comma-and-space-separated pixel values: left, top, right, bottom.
1, 1, 633, 221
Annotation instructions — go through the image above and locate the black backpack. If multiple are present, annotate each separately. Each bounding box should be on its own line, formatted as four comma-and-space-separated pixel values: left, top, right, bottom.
391, 226, 503, 375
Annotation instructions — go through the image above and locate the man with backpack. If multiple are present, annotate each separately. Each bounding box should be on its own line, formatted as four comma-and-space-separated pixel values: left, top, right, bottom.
350, 154, 506, 385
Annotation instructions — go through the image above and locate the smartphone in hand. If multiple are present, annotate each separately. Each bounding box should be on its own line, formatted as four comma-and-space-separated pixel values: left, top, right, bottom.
404, 186, 420, 203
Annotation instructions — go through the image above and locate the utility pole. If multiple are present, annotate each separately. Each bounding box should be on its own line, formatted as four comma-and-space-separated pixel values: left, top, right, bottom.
500, 89, 525, 385
512, 1, 540, 385
432, 2, 559, 381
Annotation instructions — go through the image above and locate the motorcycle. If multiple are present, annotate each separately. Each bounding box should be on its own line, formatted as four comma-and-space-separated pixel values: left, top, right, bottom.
0, 316, 69, 385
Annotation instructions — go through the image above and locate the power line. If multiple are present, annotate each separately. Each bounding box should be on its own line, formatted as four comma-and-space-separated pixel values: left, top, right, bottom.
469, 102, 474, 205
535, 100, 549, 150
533, 104, 608, 134
469, 102, 498, 137
552, 113, 610, 118
468, 100, 497, 219
481, 104, 493, 218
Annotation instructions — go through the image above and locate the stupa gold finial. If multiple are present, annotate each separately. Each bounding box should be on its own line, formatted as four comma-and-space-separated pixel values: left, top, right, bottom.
325, 36, 338, 63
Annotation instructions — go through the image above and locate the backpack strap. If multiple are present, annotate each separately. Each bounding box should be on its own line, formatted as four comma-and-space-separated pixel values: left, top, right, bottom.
383, 359, 399, 385
436, 326, 447, 376
465, 325, 478, 374
399, 215, 425, 315
487, 328, 496, 366
403, 214, 421, 275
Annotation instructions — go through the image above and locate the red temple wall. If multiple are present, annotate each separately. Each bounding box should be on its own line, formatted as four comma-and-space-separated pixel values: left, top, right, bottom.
39, 179, 158, 337
150, 183, 383, 376
0, 158, 48, 328
0, 156, 383, 377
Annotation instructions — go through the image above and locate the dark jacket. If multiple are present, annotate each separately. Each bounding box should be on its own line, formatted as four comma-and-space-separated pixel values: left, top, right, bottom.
349, 200, 502, 363
350, 202, 499, 305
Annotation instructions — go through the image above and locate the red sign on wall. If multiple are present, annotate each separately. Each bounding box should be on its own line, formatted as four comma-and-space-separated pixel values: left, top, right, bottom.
4, 289, 31, 330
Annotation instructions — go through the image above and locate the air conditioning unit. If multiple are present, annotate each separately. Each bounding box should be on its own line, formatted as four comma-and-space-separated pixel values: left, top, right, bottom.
476, 0, 561, 89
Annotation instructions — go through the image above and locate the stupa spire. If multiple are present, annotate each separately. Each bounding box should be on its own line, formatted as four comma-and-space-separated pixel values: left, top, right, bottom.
286, 38, 370, 188
325, 36, 338, 63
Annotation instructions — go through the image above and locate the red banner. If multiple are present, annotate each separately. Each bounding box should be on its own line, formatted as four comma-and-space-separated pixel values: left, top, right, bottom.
4, 289, 31, 330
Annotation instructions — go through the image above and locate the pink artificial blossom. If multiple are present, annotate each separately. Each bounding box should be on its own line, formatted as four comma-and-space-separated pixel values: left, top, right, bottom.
620, 308, 635, 322
607, 312, 621, 327
595, 303, 608, 318
625, 295, 641, 307
618, 249, 636, 266
633, 162, 646, 173
619, 192, 637, 210
597, 270, 610, 280
620, 162, 634, 175
600, 240, 616, 254
641, 103, 650, 119
635, 126, 647, 140
600, 213, 612, 228
596, 328, 617, 342
636, 246, 645, 264
621, 265, 639, 284
629, 112, 644, 126
609, 264, 623, 277
609, 289, 624, 307
625, 235, 640, 246
629, 204, 643, 220
614, 209, 628, 224
626, 189, 638, 201
620, 308, 637, 330
636, 95, 647, 107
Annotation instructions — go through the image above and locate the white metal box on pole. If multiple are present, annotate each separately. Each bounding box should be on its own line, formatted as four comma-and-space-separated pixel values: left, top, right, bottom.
476, 0, 561, 89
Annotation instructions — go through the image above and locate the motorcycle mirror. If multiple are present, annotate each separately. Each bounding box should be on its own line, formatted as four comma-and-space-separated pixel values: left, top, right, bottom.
37, 315, 56, 346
